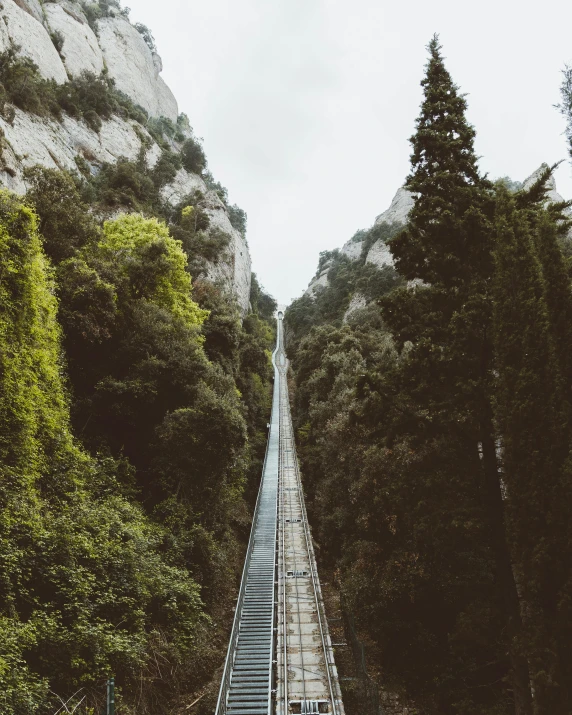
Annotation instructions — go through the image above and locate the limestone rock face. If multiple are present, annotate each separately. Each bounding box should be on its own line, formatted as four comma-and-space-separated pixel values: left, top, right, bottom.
12, 0, 43, 24
523, 163, 571, 211
1, 0, 178, 119
97, 16, 178, 121
366, 238, 394, 268
0, 0, 68, 82
44, 3, 104, 77
205, 195, 251, 315
523, 163, 572, 240
0, 0, 252, 314
374, 187, 414, 226
340, 236, 363, 260
0, 107, 155, 192
304, 265, 330, 296
161, 168, 206, 205
0, 12, 9, 50
161, 170, 252, 314
362, 187, 413, 268
145, 142, 162, 170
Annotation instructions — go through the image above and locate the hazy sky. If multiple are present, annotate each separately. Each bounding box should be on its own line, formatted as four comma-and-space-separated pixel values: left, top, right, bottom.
128, 0, 572, 305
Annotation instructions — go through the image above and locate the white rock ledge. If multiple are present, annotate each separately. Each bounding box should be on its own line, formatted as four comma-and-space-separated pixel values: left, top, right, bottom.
0, 0, 68, 82
44, 3, 104, 77
97, 16, 178, 121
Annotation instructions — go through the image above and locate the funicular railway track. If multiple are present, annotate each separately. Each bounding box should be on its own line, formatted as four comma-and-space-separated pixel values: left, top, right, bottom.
215, 313, 344, 715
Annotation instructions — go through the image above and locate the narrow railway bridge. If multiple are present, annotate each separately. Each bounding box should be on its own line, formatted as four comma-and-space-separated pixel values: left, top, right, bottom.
215, 313, 345, 715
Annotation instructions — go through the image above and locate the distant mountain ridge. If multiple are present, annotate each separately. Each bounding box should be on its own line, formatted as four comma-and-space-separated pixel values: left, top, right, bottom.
304, 164, 572, 303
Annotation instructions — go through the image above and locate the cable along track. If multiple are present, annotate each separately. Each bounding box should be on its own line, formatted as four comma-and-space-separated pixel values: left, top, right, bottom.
215, 313, 344, 715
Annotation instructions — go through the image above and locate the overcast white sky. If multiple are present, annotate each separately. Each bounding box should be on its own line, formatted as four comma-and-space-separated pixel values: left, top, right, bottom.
128, 0, 572, 305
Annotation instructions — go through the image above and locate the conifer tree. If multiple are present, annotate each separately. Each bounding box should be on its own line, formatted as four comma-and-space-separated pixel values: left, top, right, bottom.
383, 37, 534, 714
532, 205, 572, 397
492, 187, 572, 714
390, 34, 491, 287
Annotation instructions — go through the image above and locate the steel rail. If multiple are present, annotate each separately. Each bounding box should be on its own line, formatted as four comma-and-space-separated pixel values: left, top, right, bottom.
214, 322, 281, 715
215, 313, 343, 715
279, 368, 288, 715
277, 353, 309, 715
277, 325, 340, 715
292, 437, 339, 715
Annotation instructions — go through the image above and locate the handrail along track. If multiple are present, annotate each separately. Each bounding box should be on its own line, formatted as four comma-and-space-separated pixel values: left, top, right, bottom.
214, 322, 281, 715
215, 313, 343, 715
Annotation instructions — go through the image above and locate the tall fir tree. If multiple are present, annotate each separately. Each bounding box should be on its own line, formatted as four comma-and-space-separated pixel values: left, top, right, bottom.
390, 34, 491, 288
493, 186, 572, 714
382, 36, 534, 714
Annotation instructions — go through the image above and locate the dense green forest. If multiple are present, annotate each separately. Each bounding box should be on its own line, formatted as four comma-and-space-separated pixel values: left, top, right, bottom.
286, 37, 572, 715
0, 46, 277, 712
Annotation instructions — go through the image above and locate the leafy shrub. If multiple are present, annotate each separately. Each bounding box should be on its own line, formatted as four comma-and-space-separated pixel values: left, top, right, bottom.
0, 49, 61, 117
0, 191, 208, 713
152, 149, 183, 188
81, 0, 130, 34
204, 170, 228, 203
181, 136, 207, 174
12, 155, 278, 710
250, 273, 277, 322
148, 115, 178, 141
228, 203, 247, 236
0, 52, 149, 132
24, 166, 101, 263
74, 154, 92, 178
50, 30, 64, 54
134, 22, 156, 52
84, 108, 102, 132
92, 157, 158, 210
100, 213, 209, 326
169, 193, 234, 277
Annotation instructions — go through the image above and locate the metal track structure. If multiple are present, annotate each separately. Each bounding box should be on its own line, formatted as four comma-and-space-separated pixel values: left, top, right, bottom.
215, 313, 344, 715
214, 321, 280, 715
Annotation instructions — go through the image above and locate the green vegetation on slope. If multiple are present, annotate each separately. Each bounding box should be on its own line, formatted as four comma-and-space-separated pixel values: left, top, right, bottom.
0, 60, 275, 712
0, 192, 205, 713
285, 222, 404, 352
286, 36, 572, 715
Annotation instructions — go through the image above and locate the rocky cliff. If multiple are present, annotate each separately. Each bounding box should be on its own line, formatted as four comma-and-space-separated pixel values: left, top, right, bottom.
0, 0, 251, 312
305, 164, 571, 301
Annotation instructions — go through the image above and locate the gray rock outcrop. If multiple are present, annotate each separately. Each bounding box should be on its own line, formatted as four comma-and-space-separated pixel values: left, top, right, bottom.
304, 186, 411, 295
0, 107, 152, 192
161, 171, 252, 311
12, 0, 43, 24
0, 0, 177, 120
0, 0, 252, 315
363, 186, 414, 269
205, 196, 251, 312
522, 163, 572, 213
340, 236, 363, 261
304, 164, 572, 297
97, 16, 178, 122
343, 292, 367, 322
366, 239, 394, 269
44, 2, 104, 77
304, 264, 332, 296
0, 0, 68, 82
374, 186, 414, 226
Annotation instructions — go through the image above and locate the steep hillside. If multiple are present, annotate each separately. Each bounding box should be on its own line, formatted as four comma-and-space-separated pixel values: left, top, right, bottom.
0, 3, 277, 713
298, 164, 571, 333
285, 39, 572, 715
0, 0, 251, 312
